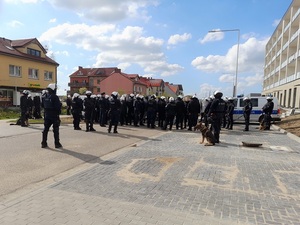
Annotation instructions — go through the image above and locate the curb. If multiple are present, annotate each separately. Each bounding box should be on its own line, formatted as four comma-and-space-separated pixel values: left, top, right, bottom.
272, 124, 300, 143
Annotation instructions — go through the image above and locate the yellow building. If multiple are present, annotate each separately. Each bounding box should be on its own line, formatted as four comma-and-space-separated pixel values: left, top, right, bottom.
0, 37, 59, 106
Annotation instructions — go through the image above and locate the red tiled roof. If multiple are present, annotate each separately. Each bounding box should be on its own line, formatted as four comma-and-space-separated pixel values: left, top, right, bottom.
149, 79, 163, 87
0, 37, 59, 65
69, 67, 118, 77
165, 82, 178, 94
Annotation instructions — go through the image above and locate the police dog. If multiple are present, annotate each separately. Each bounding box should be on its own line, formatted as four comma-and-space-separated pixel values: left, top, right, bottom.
194, 123, 216, 146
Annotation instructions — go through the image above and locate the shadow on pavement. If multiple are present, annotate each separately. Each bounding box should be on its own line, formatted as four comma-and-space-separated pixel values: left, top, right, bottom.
45, 147, 116, 165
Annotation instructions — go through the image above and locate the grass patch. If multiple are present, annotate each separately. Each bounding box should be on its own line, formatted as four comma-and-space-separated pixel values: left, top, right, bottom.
0, 108, 20, 120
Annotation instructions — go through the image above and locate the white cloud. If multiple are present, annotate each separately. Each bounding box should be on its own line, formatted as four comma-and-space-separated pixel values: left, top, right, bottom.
4, 0, 39, 3
167, 33, 192, 45
197, 83, 221, 98
7, 20, 23, 27
191, 37, 268, 75
219, 74, 235, 83
40, 23, 183, 77
47, 0, 159, 22
49, 18, 57, 23
117, 62, 131, 71
199, 30, 224, 44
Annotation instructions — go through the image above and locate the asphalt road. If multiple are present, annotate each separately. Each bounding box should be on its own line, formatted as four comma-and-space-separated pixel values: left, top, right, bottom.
0, 119, 161, 201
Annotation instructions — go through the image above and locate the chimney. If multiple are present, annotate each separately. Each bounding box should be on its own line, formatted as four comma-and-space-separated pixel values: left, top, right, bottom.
78, 66, 83, 70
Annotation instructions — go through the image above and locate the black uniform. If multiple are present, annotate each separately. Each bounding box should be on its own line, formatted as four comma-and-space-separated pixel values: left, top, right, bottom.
243, 99, 252, 131
33, 95, 42, 119
66, 96, 72, 115
225, 100, 235, 130
157, 98, 166, 128
175, 97, 186, 130
84, 95, 96, 132
119, 97, 127, 126
126, 95, 135, 125
41, 89, 62, 148
163, 100, 176, 130
146, 96, 157, 128
71, 96, 83, 130
20, 93, 29, 127
187, 97, 200, 130
108, 96, 121, 133
98, 94, 108, 127
262, 99, 274, 130
133, 97, 143, 127
208, 97, 226, 143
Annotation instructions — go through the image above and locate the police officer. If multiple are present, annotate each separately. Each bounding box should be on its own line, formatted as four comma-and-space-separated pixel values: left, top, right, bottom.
207, 91, 226, 143
108, 91, 121, 133
262, 96, 274, 130
33, 93, 42, 119
133, 94, 143, 127
66, 95, 72, 115
163, 97, 177, 130
175, 95, 185, 130
41, 83, 62, 148
126, 93, 135, 125
84, 91, 96, 132
146, 94, 157, 128
243, 97, 252, 131
119, 94, 127, 126
98, 92, 107, 127
225, 97, 235, 130
187, 95, 200, 130
20, 90, 29, 127
157, 96, 166, 128
71, 93, 83, 130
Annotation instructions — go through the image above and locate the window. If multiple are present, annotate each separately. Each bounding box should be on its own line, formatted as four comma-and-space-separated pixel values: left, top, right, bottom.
97, 79, 100, 84
27, 48, 41, 57
250, 98, 258, 107
44, 71, 53, 80
239, 98, 258, 107
97, 88, 100, 92
28, 68, 39, 79
9, 65, 21, 77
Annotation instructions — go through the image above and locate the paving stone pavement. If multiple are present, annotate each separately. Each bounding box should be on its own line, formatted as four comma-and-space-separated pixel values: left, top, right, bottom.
0, 124, 300, 225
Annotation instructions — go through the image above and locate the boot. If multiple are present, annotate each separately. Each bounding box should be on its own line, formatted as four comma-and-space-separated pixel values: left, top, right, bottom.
54, 131, 62, 148
41, 131, 48, 148
86, 123, 89, 132
113, 125, 118, 133
90, 125, 96, 131
108, 124, 112, 133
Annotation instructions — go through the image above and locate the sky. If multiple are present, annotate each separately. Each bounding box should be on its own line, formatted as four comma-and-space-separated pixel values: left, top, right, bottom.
0, 0, 293, 97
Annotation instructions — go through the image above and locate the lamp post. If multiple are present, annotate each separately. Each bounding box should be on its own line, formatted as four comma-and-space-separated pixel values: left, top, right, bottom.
208, 29, 240, 97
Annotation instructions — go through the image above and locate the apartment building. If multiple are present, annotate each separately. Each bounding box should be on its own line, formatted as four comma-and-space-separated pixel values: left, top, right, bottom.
0, 37, 59, 106
263, 0, 300, 108
68, 66, 183, 98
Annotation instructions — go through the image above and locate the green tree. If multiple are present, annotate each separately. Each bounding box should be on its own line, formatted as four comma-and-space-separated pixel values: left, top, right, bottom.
79, 87, 87, 95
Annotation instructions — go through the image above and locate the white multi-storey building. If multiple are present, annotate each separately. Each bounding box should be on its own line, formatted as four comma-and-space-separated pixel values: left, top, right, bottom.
263, 0, 300, 109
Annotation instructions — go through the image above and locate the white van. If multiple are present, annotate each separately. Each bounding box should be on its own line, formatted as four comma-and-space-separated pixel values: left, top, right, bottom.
232, 95, 281, 123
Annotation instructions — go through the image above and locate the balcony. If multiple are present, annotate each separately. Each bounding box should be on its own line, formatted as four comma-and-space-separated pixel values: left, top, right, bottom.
68, 82, 89, 88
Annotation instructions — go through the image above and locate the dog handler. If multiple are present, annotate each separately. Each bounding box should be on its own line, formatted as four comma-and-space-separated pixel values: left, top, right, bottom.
207, 91, 226, 143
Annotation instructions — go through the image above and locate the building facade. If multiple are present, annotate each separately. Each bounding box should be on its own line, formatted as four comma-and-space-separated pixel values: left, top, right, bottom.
263, 0, 300, 108
0, 37, 59, 106
68, 67, 183, 97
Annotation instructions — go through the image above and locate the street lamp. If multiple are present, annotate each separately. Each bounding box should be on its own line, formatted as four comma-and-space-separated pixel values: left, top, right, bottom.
208, 29, 240, 97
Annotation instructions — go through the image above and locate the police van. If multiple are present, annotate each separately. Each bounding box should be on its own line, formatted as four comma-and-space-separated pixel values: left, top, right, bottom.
232, 94, 281, 123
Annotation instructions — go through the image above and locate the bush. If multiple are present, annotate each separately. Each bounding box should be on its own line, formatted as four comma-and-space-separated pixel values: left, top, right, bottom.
0, 107, 20, 120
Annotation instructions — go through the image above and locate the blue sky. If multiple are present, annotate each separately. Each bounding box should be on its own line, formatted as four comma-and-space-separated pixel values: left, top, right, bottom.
0, 0, 292, 97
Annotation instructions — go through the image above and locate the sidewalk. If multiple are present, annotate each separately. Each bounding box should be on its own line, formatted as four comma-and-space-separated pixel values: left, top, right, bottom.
0, 121, 299, 225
